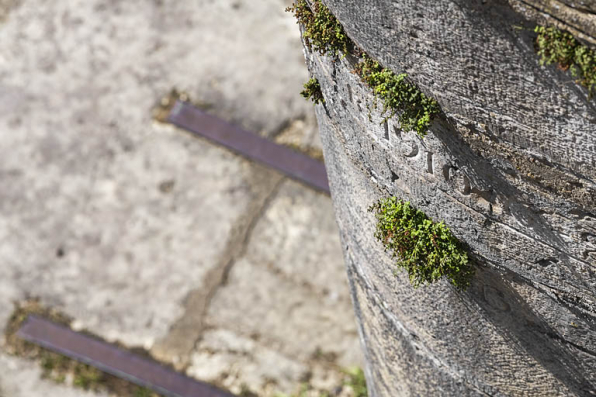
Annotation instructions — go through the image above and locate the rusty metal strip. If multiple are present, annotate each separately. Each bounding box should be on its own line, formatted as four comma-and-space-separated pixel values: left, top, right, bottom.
166, 100, 330, 194
18, 315, 234, 397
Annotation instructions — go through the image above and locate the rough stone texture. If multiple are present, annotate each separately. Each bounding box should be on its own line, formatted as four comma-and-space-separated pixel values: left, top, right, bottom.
303, 0, 596, 395
0, 0, 311, 344
187, 180, 361, 396
0, 0, 361, 395
0, 355, 108, 397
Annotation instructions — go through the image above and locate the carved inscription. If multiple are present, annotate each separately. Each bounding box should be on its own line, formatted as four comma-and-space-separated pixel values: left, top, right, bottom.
582, 233, 596, 263
442, 165, 472, 195
426, 152, 433, 174
387, 131, 491, 201
400, 140, 418, 157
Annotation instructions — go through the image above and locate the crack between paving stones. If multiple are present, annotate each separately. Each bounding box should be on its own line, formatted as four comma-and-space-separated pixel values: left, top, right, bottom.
188, 176, 287, 356
214, 176, 286, 290
151, 175, 286, 369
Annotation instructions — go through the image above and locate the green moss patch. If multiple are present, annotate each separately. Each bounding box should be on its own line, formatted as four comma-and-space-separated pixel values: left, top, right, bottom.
287, 1, 440, 137
355, 55, 440, 137
285, 0, 350, 57
535, 25, 596, 96
369, 198, 474, 290
301, 77, 325, 104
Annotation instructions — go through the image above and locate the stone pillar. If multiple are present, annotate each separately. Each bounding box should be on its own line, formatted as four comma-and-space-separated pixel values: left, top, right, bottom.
303, 0, 596, 395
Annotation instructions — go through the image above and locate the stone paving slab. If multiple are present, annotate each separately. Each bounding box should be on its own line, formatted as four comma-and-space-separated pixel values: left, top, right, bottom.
187, 180, 361, 396
242, 180, 350, 299
0, 0, 361, 395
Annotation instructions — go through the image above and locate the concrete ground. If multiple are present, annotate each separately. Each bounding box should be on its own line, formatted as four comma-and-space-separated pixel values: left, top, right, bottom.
0, 0, 361, 396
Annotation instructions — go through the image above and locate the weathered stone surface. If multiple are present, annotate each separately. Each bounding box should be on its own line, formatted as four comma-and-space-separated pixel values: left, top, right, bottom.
0, 0, 360, 394
0, 355, 108, 397
0, 0, 19, 22
187, 328, 309, 396
302, 0, 596, 395
187, 180, 362, 396
0, 0, 312, 346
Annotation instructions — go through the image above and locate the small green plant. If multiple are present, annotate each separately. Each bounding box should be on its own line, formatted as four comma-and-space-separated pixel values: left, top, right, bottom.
286, 0, 350, 57
355, 55, 439, 137
535, 25, 596, 96
343, 367, 367, 397
369, 197, 473, 290
301, 77, 325, 104
73, 365, 103, 390
134, 387, 157, 397
274, 367, 367, 397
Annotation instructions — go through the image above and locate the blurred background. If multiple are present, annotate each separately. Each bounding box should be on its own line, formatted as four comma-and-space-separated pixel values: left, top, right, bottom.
0, 0, 363, 396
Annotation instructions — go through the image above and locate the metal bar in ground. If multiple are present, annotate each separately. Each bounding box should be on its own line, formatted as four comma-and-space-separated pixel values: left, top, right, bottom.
18, 315, 234, 397
166, 100, 330, 194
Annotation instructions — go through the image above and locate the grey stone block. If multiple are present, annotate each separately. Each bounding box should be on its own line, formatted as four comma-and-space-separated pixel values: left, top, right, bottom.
303, 0, 596, 395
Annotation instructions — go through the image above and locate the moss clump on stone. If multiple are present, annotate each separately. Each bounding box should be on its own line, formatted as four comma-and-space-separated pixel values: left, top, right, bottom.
355, 55, 440, 137
287, 0, 440, 137
301, 77, 325, 104
286, 0, 350, 57
369, 197, 474, 290
535, 25, 596, 96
